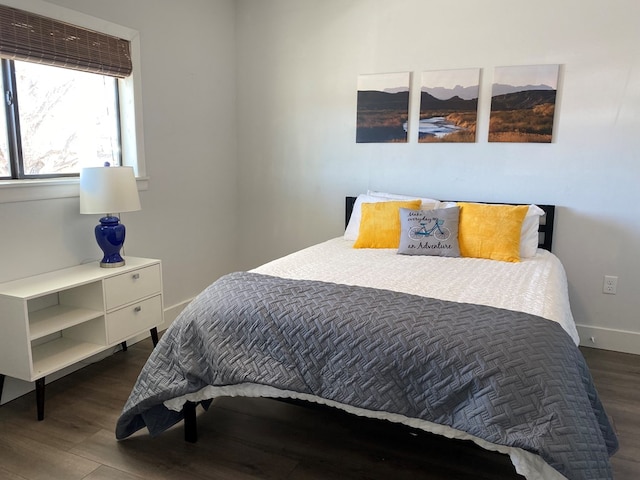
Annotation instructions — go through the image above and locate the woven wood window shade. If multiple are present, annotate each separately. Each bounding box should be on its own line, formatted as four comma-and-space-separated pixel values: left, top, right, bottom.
0, 5, 132, 78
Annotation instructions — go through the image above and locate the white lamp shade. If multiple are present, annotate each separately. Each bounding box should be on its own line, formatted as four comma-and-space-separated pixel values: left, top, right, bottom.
80, 166, 141, 214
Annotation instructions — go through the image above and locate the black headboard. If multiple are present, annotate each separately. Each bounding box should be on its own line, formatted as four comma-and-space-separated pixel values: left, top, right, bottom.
345, 196, 555, 252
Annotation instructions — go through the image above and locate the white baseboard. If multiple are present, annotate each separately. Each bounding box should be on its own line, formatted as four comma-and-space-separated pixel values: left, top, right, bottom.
577, 324, 640, 355
0, 299, 192, 406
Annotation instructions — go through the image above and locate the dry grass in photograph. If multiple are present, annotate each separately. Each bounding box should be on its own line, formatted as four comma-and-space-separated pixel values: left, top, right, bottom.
489, 99, 556, 143
357, 109, 408, 143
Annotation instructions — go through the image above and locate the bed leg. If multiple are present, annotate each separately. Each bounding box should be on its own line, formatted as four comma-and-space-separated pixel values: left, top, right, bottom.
183, 401, 198, 443
150, 327, 159, 347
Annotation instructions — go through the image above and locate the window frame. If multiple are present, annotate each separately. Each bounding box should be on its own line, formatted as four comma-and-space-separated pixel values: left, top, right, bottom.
0, 58, 21, 179
0, 0, 147, 203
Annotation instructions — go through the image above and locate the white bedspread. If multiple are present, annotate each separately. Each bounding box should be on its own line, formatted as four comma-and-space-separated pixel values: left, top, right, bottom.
253, 237, 580, 345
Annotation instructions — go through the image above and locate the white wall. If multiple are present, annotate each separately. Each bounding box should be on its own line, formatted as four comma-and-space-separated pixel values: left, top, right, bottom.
235, 0, 640, 353
0, 0, 238, 402
2, 0, 639, 405
36, 0, 239, 304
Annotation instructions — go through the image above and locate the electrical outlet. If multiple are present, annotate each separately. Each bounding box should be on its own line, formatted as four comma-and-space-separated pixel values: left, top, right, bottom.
603, 275, 618, 295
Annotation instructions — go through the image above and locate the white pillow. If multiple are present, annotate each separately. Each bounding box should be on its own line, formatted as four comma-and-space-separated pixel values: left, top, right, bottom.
366, 190, 440, 209
520, 204, 546, 258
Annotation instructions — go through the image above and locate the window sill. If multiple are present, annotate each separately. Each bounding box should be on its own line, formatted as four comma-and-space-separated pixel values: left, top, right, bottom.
0, 177, 149, 204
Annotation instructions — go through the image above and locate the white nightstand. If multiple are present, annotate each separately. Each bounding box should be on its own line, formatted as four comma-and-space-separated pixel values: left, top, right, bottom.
0, 257, 164, 420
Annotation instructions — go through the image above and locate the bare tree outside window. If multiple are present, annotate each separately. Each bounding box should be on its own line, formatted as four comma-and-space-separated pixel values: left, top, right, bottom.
6, 61, 120, 177
0, 74, 9, 177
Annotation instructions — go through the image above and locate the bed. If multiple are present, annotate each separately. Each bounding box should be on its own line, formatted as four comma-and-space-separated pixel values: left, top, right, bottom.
115, 193, 618, 480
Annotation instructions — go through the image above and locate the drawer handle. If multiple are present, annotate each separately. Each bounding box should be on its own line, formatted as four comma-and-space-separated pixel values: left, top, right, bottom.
132, 273, 140, 280
134, 306, 142, 313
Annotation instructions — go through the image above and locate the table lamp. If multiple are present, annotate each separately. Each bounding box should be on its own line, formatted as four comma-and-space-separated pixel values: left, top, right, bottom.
79, 164, 141, 267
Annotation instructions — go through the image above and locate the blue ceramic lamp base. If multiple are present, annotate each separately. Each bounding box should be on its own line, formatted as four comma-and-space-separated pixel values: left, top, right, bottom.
95, 215, 127, 268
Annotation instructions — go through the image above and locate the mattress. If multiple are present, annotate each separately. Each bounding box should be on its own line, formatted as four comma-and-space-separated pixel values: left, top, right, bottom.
252, 237, 580, 345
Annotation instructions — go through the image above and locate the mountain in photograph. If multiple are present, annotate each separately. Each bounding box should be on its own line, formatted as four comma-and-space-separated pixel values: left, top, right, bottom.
420, 91, 477, 112
490, 89, 556, 111
383, 87, 410, 94
357, 90, 410, 110
422, 84, 478, 101
491, 83, 555, 96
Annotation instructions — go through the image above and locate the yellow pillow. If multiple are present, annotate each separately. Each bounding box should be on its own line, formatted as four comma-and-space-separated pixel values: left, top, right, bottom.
353, 200, 422, 248
457, 202, 529, 262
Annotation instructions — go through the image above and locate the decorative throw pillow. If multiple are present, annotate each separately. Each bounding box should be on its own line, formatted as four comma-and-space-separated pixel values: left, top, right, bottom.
397, 207, 460, 256
345, 194, 419, 241
353, 200, 422, 248
457, 202, 529, 262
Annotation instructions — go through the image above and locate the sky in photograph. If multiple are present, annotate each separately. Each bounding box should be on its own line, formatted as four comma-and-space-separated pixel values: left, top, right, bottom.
357, 72, 410, 92
357, 65, 558, 93
421, 68, 480, 90
494, 64, 559, 88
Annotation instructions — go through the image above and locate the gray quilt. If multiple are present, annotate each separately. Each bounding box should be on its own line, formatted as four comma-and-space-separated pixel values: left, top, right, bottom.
116, 272, 618, 480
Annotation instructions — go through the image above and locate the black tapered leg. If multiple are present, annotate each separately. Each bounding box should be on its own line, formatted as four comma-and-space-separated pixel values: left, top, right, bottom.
121, 341, 128, 351
184, 401, 197, 443
0, 374, 5, 404
35, 377, 45, 421
150, 327, 159, 347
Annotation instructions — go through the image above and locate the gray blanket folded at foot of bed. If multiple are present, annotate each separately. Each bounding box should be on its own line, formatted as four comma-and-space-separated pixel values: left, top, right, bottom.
116, 271, 618, 480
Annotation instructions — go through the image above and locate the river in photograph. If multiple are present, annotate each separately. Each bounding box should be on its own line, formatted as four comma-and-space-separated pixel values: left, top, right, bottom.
403, 117, 464, 138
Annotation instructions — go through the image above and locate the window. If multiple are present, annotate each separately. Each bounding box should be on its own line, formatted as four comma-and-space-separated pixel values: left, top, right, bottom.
1, 60, 121, 179
0, 2, 145, 202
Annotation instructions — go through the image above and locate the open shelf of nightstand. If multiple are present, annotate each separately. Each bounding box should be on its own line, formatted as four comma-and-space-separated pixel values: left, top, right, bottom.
31, 337, 105, 378
29, 305, 104, 341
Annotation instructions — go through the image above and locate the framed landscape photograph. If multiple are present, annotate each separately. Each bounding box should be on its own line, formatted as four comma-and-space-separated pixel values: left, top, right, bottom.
356, 72, 410, 143
419, 68, 480, 143
489, 64, 560, 143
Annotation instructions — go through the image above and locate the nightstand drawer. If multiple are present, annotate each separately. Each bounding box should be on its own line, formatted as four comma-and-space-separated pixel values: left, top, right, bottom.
104, 264, 161, 310
106, 295, 162, 344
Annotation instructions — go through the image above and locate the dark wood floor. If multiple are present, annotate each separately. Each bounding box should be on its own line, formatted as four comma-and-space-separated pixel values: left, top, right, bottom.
0, 338, 637, 479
